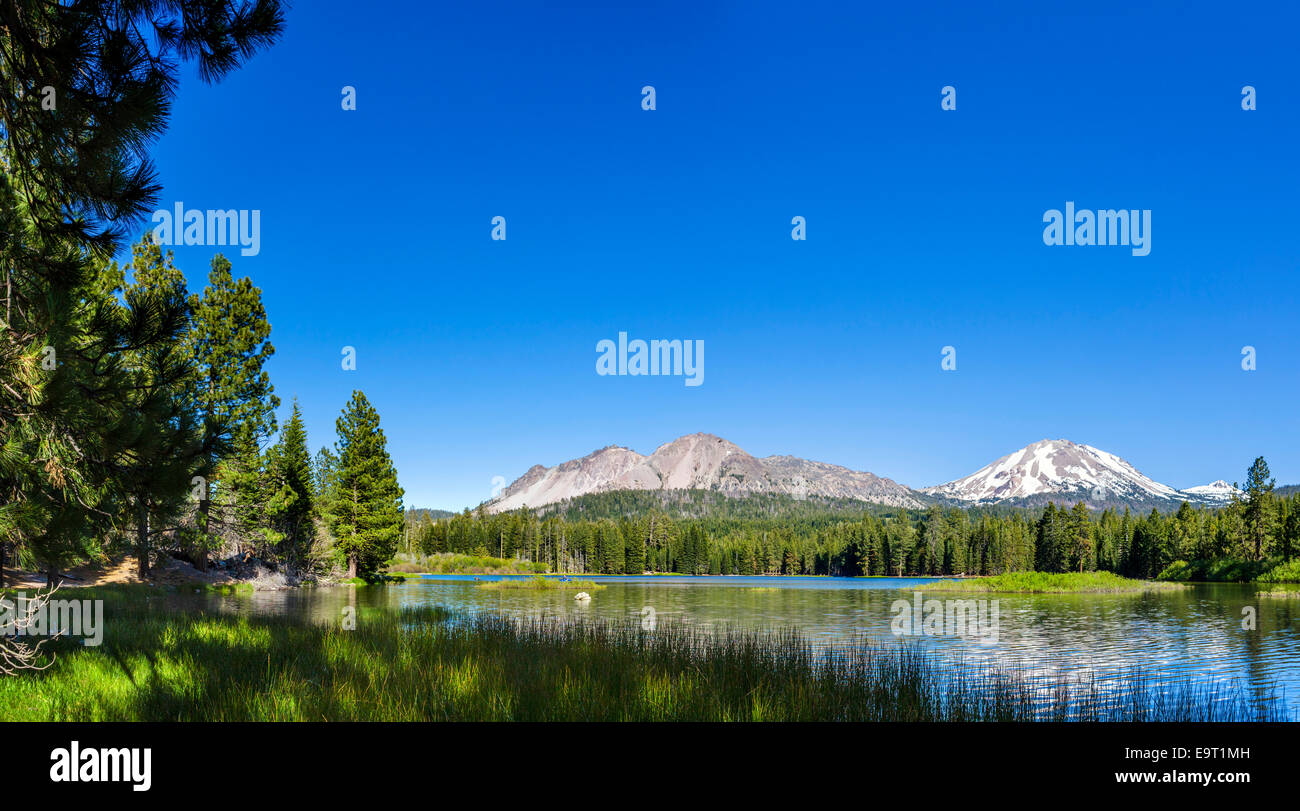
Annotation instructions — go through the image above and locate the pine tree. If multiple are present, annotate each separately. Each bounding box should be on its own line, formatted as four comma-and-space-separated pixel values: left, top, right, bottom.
330, 391, 404, 578
0, 1, 284, 582
886, 517, 913, 576
264, 399, 315, 563
1239, 456, 1276, 561
1068, 502, 1094, 572
313, 446, 340, 527
112, 240, 213, 578
625, 519, 646, 574
1281, 511, 1299, 562
1172, 501, 1197, 560
187, 254, 279, 565
1035, 503, 1059, 572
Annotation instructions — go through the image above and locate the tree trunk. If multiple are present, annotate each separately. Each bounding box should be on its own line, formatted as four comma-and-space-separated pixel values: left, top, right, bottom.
0, 541, 6, 588
346, 554, 357, 579
137, 500, 151, 579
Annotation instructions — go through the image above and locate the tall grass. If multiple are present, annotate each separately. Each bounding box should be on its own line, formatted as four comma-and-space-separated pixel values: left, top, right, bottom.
0, 588, 1280, 722
477, 576, 605, 591
386, 552, 549, 576
1258, 588, 1300, 598
914, 571, 1184, 594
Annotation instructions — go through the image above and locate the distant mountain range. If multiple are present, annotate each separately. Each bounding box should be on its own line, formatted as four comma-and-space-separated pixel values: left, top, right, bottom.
485, 434, 1260, 513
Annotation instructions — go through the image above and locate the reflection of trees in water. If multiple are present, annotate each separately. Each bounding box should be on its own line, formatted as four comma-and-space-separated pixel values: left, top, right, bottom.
176, 578, 1296, 717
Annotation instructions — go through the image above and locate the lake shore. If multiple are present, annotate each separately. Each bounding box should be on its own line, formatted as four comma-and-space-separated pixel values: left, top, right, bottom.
0, 588, 1282, 722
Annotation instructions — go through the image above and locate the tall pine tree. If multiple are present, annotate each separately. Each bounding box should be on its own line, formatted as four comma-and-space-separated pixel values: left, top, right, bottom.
264, 399, 315, 563
1239, 456, 1276, 560
189, 254, 278, 566
112, 239, 214, 577
330, 391, 403, 578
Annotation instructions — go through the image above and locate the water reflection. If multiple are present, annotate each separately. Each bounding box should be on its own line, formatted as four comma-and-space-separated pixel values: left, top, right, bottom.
177, 575, 1300, 715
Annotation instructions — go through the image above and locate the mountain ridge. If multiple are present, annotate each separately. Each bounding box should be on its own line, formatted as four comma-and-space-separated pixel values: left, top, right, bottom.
485, 434, 1248, 514
487, 432, 922, 512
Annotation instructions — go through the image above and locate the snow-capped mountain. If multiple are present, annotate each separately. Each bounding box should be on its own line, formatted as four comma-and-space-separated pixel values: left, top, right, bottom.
486, 433, 922, 512
922, 439, 1235, 507
485, 435, 1250, 514
1178, 480, 1242, 504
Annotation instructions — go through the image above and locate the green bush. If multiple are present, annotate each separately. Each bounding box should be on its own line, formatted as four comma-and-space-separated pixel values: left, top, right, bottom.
1257, 559, 1300, 584
1156, 561, 1194, 581
1155, 558, 1273, 582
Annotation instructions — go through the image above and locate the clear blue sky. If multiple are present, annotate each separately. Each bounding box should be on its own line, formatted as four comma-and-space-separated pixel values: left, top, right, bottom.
134, 0, 1299, 510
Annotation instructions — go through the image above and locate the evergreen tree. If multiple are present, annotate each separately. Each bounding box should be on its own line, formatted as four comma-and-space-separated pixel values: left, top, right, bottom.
329, 391, 403, 578
1171, 501, 1197, 561
313, 446, 340, 524
1035, 503, 1061, 572
0, 0, 283, 581
112, 240, 214, 577
885, 517, 913, 576
1281, 511, 1299, 562
1068, 502, 1094, 572
624, 518, 646, 574
188, 254, 279, 565
264, 399, 315, 563
1239, 456, 1276, 560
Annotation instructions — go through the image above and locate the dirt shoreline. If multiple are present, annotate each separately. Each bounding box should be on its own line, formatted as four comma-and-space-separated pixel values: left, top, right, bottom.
2, 556, 252, 590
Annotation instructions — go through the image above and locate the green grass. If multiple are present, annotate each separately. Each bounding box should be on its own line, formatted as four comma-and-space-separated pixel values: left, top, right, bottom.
913, 571, 1185, 594
477, 576, 606, 591
0, 586, 1281, 722
200, 582, 254, 595
386, 552, 549, 577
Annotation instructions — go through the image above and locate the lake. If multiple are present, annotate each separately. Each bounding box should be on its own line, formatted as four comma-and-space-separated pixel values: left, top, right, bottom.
193, 574, 1300, 716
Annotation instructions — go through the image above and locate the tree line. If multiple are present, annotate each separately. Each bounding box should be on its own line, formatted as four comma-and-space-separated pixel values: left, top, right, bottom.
415, 457, 1298, 578
1, 0, 404, 584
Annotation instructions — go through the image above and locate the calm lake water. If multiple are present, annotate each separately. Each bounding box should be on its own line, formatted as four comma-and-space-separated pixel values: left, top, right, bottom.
195, 574, 1300, 716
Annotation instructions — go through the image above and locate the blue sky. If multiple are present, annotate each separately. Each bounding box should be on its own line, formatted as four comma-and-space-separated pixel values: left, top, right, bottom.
135, 0, 1299, 509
